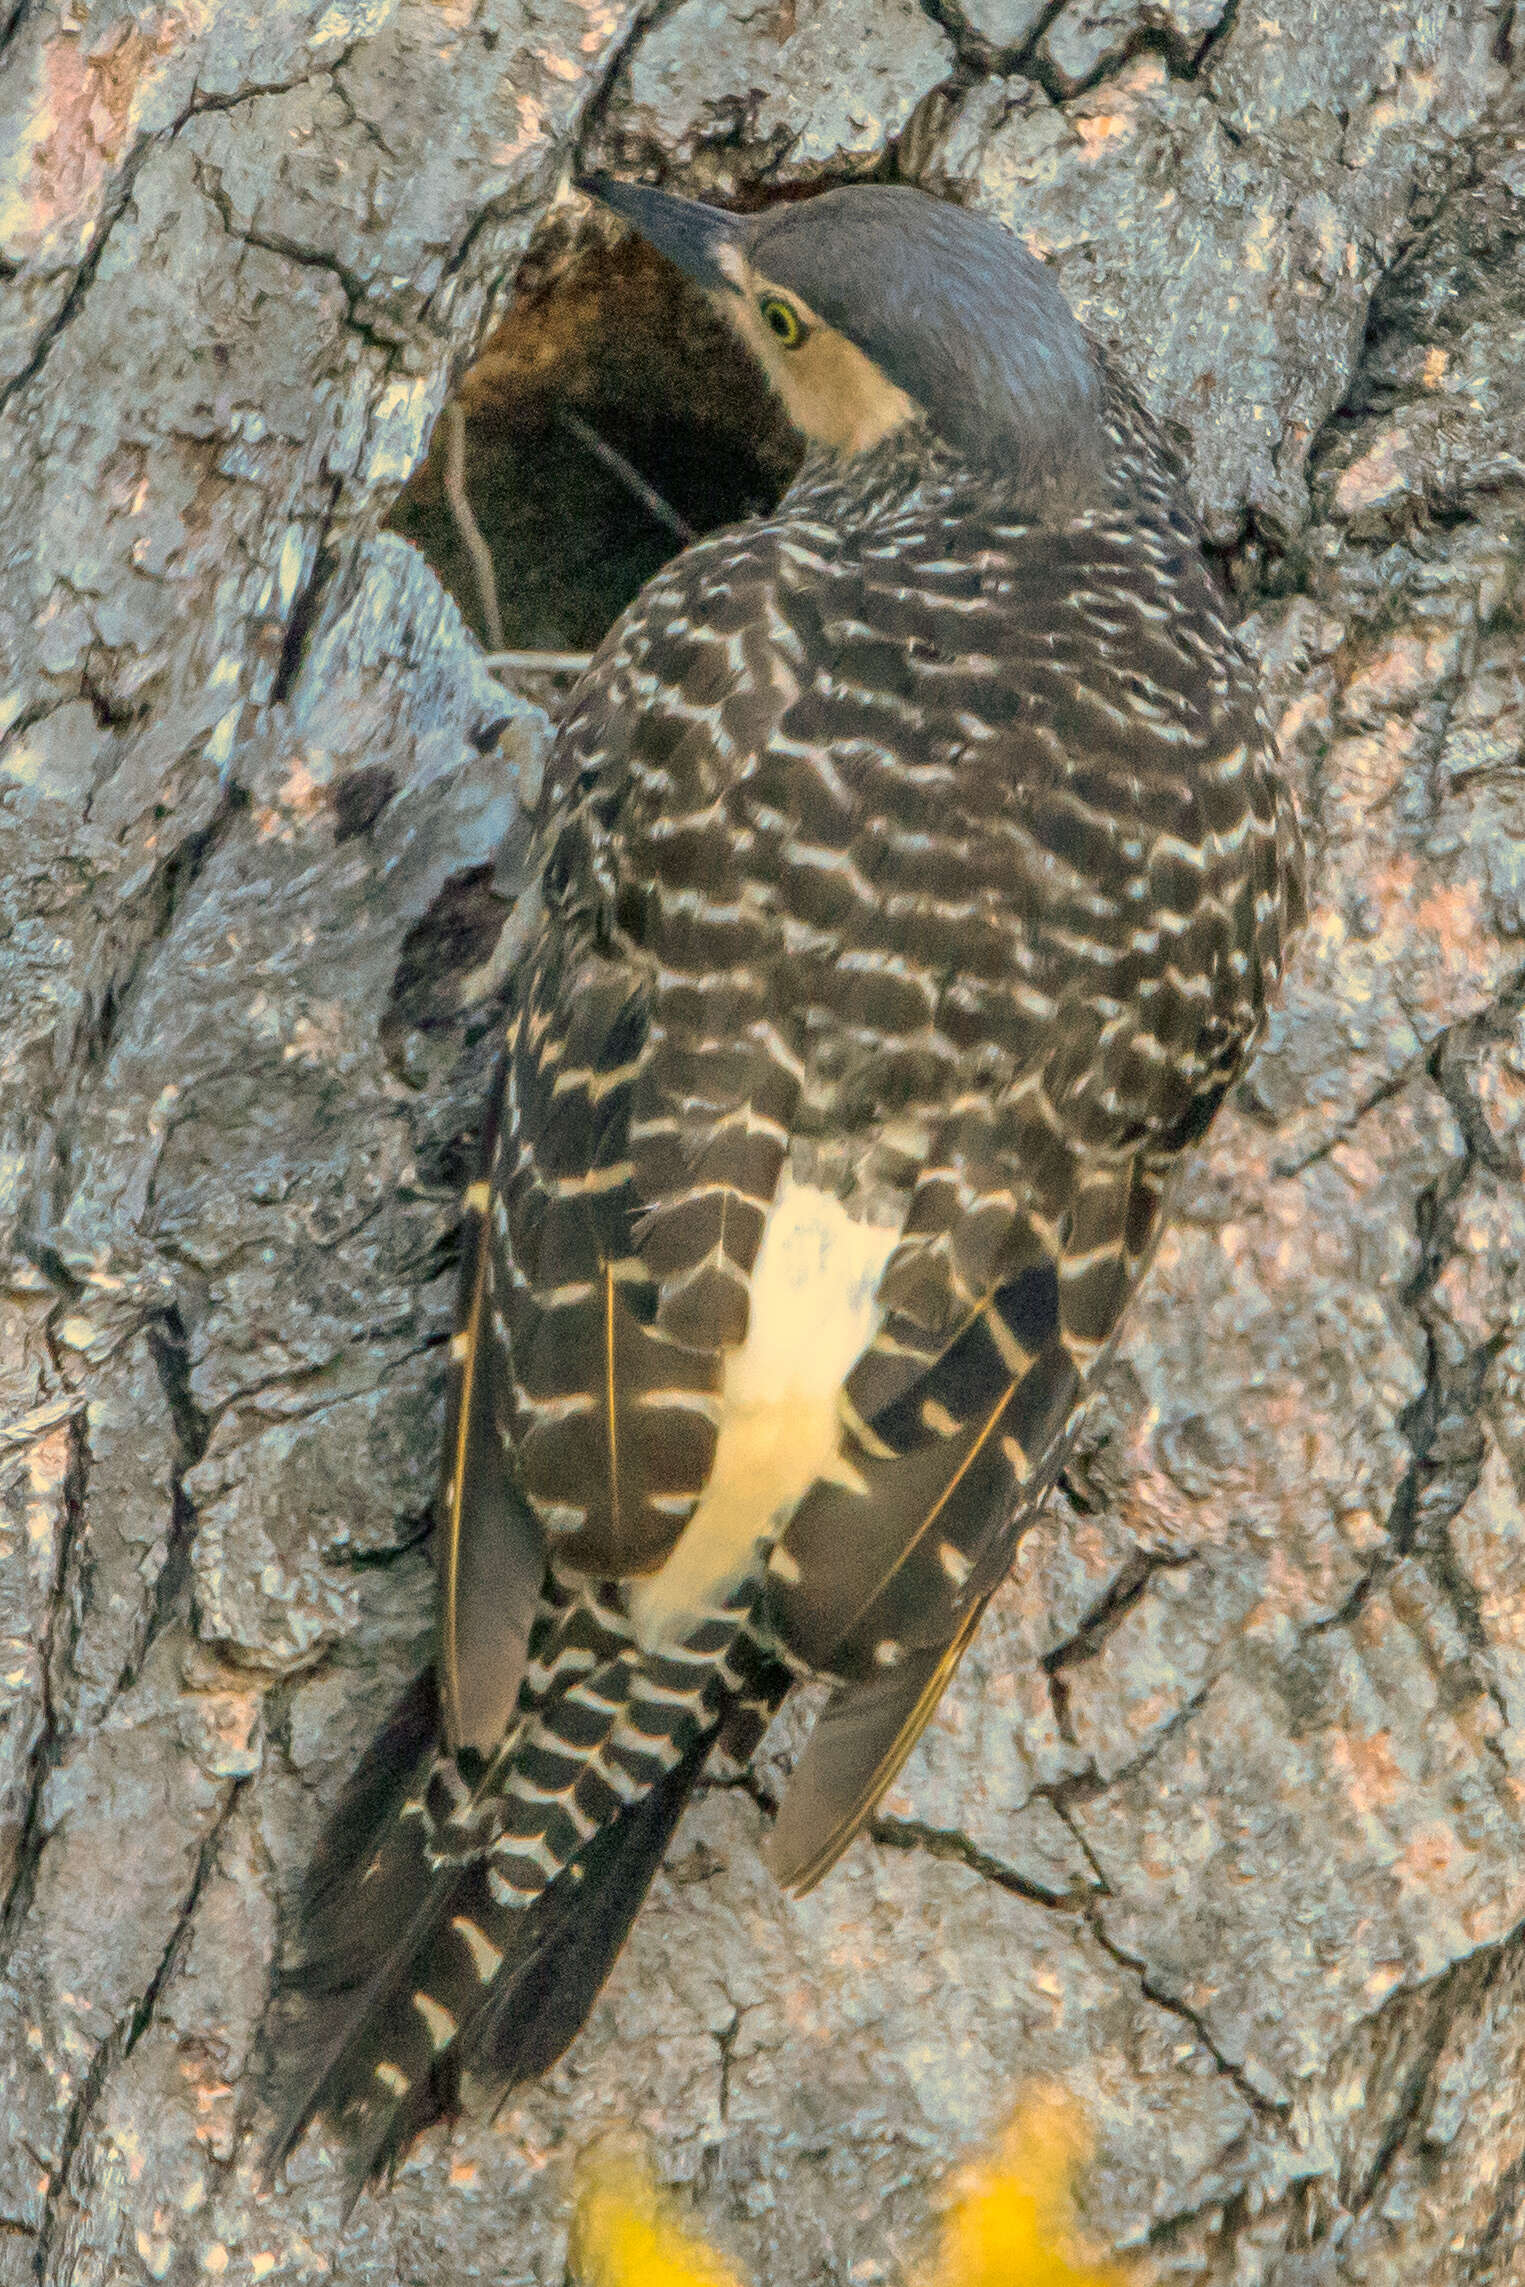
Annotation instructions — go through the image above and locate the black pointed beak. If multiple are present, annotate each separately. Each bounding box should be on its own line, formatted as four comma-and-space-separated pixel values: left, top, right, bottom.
577, 173, 746, 294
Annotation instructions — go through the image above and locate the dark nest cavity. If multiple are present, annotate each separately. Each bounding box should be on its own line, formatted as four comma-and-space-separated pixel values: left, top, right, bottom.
390, 224, 804, 659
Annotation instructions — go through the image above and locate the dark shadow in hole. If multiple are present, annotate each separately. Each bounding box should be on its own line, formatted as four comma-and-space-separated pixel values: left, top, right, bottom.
388, 231, 804, 654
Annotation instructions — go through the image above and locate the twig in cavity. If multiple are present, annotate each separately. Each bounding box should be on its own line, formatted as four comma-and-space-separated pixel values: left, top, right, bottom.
442, 399, 504, 650
485, 650, 595, 676
557, 406, 696, 546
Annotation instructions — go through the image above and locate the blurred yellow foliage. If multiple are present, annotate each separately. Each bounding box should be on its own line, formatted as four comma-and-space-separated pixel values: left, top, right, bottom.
571, 2142, 747, 2287
915, 2089, 1135, 2287
570, 2090, 1140, 2287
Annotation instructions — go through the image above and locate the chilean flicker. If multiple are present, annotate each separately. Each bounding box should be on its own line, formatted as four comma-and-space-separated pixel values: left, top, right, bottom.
272, 176, 1304, 2190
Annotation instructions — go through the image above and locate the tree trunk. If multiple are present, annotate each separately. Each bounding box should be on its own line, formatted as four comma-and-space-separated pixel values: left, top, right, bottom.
2, 2, 1524, 2282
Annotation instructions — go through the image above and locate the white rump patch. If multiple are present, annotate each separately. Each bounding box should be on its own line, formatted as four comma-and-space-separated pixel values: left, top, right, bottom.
628, 1173, 900, 1649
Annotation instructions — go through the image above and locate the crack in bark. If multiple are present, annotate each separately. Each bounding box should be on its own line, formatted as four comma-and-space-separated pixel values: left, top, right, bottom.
1352, 1943, 1502, 2218
1083, 1907, 1291, 2122
121, 1308, 216, 1699
420, 0, 672, 326
716, 1766, 1287, 2112
0, 1410, 87, 1977
330, 64, 399, 159
30, 1783, 245, 2287
0, 136, 161, 418
0, 773, 243, 1974
1271, 1055, 1429, 1181
866, 1699, 1280, 2119
1042, 1546, 1199, 1742
1266, 63, 1525, 574
1184, 0, 1243, 76
25, 779, 244, 1254
914, 0, 1071, 76
1022, 26, 1172, 106
1147, 1920, 1525, 2270
715, 2003, 746, 2126
1472, 2137, 1525, 2284
1050, 1674, 1216, 1810
703, 1762, 778, 1818
130, 1323, 436, 1442
1, 1292, 219, 1996
1307, 982, 1525, 1682
180, 64, 350, 124
271, 479, 343, 707
0, 0, 34, 64
0, 697, 79, 759
191, 160, 414, 359
82, 793, 244, 1083
427, 167, 547, 313
1041, 1789, 1114, 1896
1433, 978, 1525, 1185
0, 60, 341, 415
914, 0, 1246, 101
867, 1811, 1097, 1910
572, 0, 688, 171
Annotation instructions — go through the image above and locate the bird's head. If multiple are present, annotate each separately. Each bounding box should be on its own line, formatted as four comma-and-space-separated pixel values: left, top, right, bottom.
580, 176, 1107, 490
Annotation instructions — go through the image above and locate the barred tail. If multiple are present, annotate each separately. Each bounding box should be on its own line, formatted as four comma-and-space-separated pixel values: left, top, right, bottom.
266, 1667, 721, 2202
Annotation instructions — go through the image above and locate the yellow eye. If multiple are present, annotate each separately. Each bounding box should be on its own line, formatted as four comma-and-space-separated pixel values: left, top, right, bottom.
760, 295, 805, 348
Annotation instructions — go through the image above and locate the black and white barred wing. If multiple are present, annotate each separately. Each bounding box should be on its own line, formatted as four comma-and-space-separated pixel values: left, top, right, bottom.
272, 523, 821, 2184
757, 509, 1294, 1889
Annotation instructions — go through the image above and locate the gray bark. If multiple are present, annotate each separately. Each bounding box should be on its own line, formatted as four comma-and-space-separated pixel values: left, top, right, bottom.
2, 1, 1524, 2281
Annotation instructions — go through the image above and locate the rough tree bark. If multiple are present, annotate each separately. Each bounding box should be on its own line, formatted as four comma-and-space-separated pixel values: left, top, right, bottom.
2, 2, 1524, 2282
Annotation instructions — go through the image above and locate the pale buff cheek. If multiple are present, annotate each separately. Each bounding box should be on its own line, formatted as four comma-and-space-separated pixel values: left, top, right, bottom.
625, 1175, 901, 1651
717, 292, 915, 456
779, 334, 916, 455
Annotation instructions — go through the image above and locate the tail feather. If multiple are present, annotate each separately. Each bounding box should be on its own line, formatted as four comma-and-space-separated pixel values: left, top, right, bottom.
465, 1713, 718, 2091
267, 1666, 723, 2199
290, 1666, 442, 1940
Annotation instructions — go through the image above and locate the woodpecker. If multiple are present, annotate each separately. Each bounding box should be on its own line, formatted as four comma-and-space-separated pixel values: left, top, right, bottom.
272, 177, 1304, 2190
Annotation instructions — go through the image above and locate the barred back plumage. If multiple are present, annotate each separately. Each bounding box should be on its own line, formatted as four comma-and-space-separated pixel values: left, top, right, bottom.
270, 180, 1304, 2194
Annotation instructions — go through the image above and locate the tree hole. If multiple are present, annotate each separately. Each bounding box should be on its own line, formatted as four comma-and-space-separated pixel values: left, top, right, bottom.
388, 223, 804, 656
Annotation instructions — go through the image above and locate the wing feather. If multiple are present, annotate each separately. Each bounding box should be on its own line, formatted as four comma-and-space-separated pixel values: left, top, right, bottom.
767, 1278, 1082, 1675
765, 1601, 988, 1893
762, 1158, 1170, 1882
438, 1068, 546, 1754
